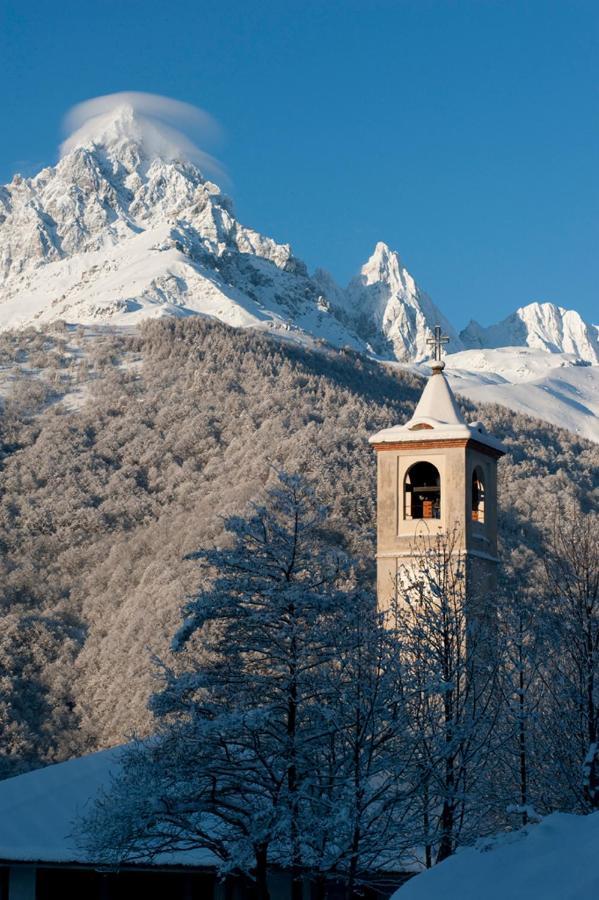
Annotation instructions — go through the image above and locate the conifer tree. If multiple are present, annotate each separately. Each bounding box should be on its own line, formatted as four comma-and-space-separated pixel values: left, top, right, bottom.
80, 473, 410, 898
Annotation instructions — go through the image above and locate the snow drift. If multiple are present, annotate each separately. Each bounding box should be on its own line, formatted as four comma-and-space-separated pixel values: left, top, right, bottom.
394, 812, 599, 900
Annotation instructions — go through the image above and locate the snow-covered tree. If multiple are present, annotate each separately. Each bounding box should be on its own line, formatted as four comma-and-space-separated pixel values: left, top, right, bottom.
495, 562, 545, 827
540, 507, 599, 809
299, 589, 414, 894
391, 530, 500, 864
79, 473, 411, 897
0, 606, 82, 777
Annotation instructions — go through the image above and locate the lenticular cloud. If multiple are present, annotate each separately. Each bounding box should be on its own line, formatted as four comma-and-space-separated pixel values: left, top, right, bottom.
60, 91, 225, 180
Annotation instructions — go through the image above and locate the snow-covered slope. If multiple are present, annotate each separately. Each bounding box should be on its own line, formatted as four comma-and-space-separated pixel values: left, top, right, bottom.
393, 812, 599, 900
461, 302, 599, 365
443, 347, 599, 443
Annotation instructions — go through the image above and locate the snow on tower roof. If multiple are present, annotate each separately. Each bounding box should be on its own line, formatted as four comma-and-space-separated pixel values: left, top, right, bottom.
369, 361, 506, 454
411, 360, 466, 426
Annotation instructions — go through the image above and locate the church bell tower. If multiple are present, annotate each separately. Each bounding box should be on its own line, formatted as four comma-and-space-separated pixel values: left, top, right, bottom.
369, 328, 505, 613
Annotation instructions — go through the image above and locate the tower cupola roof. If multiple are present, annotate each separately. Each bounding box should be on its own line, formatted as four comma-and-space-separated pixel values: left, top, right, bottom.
410, 360, 466, 426
369, 360, 505, 455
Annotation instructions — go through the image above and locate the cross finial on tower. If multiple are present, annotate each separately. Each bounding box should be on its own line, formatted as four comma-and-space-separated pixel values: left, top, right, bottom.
427, 325, 449, 363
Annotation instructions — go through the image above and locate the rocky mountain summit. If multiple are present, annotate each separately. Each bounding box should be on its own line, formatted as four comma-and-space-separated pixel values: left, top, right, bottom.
326, 241, 462, 360
0, 106, 349, 341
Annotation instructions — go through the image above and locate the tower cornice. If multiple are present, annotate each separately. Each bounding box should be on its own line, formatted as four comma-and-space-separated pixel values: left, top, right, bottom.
371, 437, 505, 459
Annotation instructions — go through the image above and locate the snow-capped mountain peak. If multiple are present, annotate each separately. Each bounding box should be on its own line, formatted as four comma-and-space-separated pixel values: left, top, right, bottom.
460, 301, 599, 365
62, 104, 153, 167
2, 124, 355, 343
0, 124, 466, 364
341, 242, 462, 361
360, 241, 413, 291
59, 102, 220, 179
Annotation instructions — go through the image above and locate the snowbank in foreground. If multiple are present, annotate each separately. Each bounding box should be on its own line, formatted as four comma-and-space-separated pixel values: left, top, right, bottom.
393, 812, 599, 900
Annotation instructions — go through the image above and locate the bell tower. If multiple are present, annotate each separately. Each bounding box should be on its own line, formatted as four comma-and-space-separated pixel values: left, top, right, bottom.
369, 328, 505, 613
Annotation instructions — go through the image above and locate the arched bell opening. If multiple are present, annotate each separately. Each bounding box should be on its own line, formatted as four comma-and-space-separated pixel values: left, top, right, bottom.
404, 462, 441, 520
472, 466, 486, 523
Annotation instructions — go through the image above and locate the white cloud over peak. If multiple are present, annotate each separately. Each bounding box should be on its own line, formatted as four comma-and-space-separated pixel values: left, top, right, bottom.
60, 91, 226, 181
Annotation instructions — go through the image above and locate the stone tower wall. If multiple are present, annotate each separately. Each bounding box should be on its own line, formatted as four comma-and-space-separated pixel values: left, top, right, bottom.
374, 438, 501, 614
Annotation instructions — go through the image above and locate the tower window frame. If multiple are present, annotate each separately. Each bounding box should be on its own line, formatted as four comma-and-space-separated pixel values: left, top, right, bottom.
404, 461, 441, 521
472, 466, 486, 524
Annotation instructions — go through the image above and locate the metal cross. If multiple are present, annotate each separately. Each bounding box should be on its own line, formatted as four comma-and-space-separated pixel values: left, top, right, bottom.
427, 324, 449, 362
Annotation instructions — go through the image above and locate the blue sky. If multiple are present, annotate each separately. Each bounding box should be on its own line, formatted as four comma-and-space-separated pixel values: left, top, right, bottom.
1, 0, 597, 326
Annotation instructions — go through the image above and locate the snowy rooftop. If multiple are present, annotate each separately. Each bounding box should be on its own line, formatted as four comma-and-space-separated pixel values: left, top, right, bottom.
369, 361, 505, 454
0, 748, 216, 868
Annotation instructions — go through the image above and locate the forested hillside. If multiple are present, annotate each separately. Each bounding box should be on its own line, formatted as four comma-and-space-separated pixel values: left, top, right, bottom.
0, 318, 597, 777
